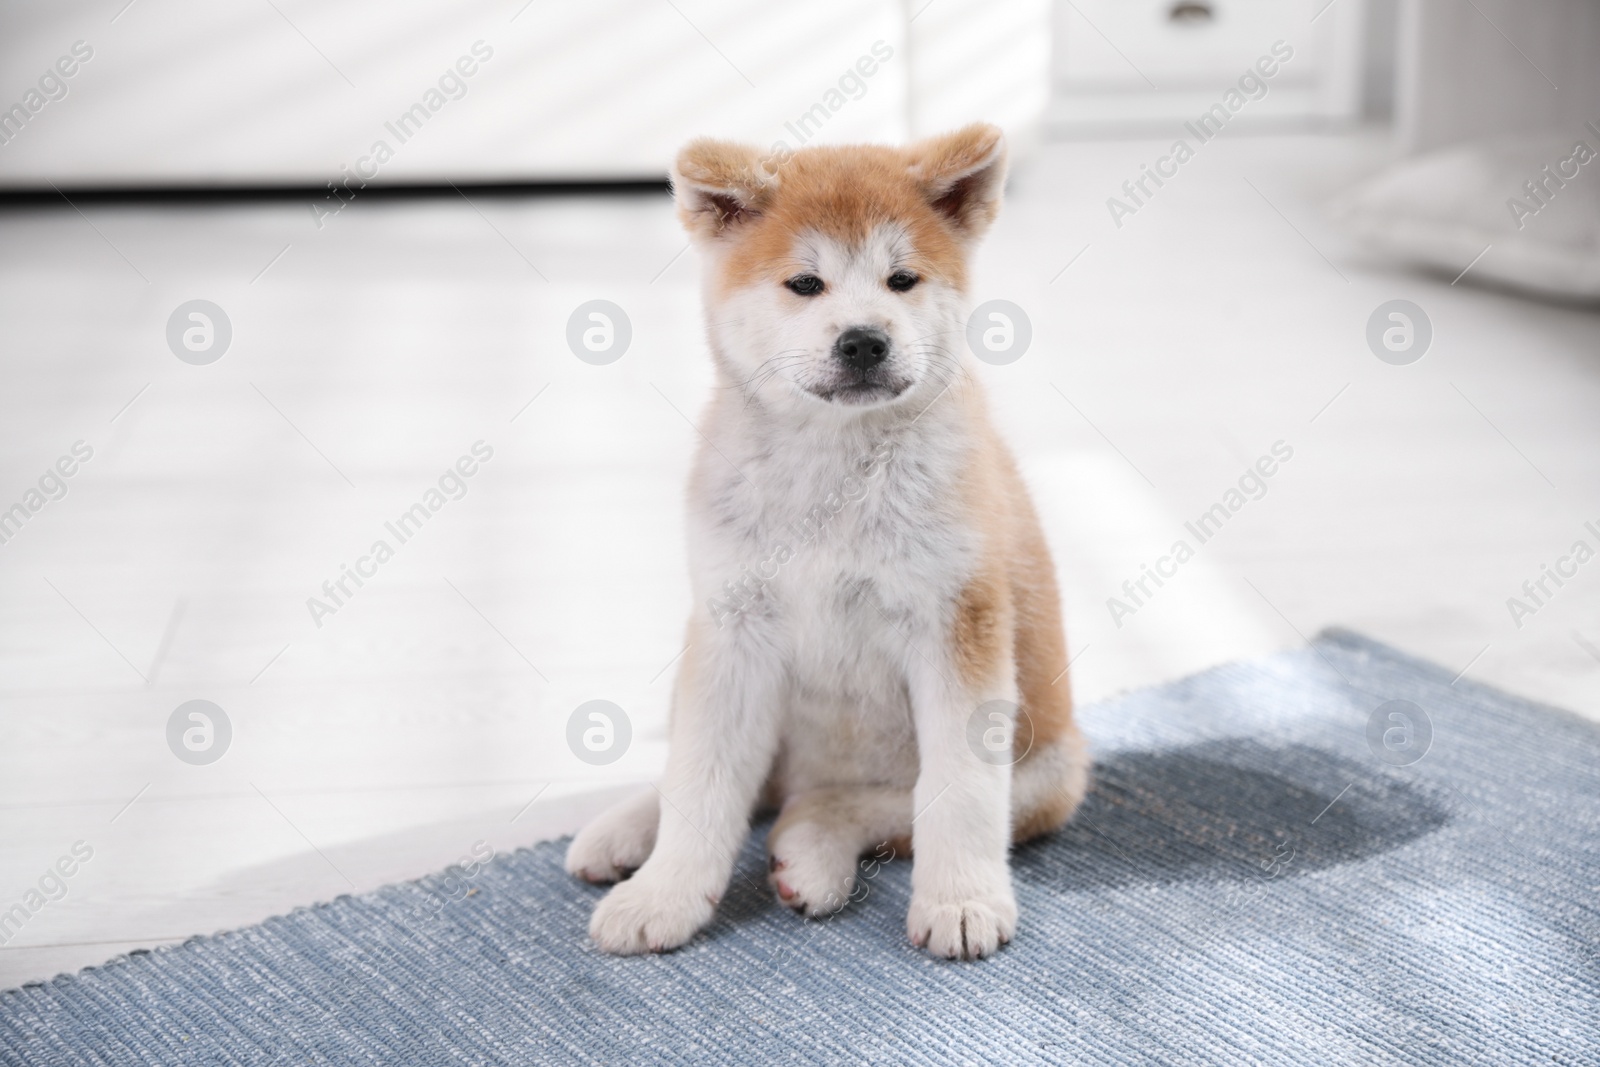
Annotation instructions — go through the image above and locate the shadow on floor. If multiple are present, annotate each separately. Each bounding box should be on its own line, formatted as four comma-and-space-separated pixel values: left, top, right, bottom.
1015, 739, 1450, 890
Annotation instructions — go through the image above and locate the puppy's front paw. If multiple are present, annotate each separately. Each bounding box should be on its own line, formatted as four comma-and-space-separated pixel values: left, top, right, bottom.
907, 886, 1017, 960
588, 871, 717, 955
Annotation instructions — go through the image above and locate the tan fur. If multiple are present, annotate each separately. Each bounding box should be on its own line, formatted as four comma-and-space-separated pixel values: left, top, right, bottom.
952, 570, 1010, 689
947, 387, 1084, 845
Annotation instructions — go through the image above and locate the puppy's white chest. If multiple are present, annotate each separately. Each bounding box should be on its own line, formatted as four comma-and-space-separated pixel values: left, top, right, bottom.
765, 465, 965, 670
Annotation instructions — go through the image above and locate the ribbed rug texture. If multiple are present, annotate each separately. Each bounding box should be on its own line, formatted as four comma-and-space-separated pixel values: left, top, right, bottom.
3, 630, 1598, 1065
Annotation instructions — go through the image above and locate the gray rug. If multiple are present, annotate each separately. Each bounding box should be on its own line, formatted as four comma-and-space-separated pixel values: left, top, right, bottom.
4, 630, 1598, 1066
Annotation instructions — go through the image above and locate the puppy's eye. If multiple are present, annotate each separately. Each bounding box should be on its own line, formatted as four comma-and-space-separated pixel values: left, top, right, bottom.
887, 271, 919, 292
785, 274, 824, 296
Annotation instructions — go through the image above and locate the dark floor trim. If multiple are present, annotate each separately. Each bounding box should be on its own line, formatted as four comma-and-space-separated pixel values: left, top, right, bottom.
0, 178, 671, 207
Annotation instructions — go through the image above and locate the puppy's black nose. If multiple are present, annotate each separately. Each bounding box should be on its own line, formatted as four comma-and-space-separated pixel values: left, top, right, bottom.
833, 327, 890, 371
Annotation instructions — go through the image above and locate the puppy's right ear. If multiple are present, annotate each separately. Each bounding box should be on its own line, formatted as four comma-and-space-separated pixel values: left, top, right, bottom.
672, 139, 771, 242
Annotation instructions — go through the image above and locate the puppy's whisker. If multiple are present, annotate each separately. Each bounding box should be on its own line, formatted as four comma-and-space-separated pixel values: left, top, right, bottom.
732, 349, 810, 390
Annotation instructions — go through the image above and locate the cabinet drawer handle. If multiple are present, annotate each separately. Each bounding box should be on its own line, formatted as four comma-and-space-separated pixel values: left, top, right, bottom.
1169, 1, 1215, 23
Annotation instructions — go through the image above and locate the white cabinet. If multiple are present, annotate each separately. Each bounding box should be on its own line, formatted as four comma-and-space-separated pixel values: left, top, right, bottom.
1050, 0, 1367, 131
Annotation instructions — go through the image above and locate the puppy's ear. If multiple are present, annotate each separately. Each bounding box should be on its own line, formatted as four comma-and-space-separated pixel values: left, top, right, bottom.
672, 139, 773, 241
906, 123, 1007, 238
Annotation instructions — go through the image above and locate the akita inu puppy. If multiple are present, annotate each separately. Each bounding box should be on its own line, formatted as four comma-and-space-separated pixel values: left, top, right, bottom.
566, 123, 1089, 960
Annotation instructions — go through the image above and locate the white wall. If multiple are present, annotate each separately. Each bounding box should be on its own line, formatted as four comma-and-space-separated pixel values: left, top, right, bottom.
0, 0, 1058, 186
904, 0, 1052, 148
0, 0, 910, 184
1397, 0, 1600, 152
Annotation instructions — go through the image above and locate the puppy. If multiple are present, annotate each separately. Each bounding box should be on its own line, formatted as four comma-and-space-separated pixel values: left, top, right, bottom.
566, 123, 1089, 960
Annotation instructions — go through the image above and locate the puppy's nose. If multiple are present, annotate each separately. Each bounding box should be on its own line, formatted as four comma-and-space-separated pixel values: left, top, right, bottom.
833, 327, 890, 371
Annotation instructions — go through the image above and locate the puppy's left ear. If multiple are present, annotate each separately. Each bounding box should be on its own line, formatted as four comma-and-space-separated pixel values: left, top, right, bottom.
907, 123, 1007, 239
672, 138, 773, 242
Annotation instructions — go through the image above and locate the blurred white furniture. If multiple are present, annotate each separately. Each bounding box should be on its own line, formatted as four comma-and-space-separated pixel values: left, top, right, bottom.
1049, 0, 1368, 132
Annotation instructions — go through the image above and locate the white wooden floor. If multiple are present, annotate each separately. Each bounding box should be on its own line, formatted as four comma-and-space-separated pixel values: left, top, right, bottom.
3, 132, 1598, 987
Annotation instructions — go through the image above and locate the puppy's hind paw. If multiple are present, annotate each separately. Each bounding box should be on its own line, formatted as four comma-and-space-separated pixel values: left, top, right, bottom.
766, 842, 858, 919
565, 792, 658, 884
